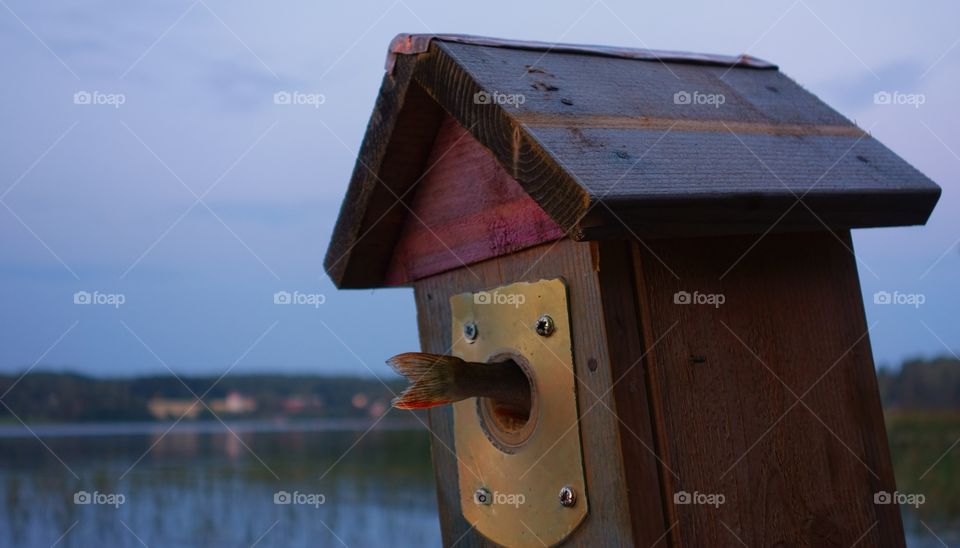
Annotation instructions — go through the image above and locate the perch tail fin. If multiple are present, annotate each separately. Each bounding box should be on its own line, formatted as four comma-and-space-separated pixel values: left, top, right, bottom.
387, 352, 461, 409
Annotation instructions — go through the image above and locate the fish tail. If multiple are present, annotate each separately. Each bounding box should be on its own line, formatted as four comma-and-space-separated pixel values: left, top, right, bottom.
387, 352, 461, 409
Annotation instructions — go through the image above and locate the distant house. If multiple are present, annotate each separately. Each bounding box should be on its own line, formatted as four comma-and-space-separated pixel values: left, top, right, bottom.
147, 391, 256, 420
209, 392, 257, 414
367, 400, 388, 418
351, 393, 369, 409
281, 395, 323, 414
147, 398, 202, 420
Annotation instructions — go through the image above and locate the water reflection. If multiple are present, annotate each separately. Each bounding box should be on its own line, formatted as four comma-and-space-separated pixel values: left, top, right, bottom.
2, 413, 957, 546
0, 420, 440, 547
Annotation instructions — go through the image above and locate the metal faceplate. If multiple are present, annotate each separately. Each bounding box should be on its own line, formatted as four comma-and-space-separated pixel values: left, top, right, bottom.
451, 278, 587, 547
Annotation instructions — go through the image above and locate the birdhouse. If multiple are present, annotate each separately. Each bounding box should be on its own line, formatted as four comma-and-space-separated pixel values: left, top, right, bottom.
325, 34, 940, 547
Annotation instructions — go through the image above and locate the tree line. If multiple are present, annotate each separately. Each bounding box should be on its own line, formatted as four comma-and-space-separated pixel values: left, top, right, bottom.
0, 371, 406, 423
878, 356, 960, 410
0, 355, 955, 423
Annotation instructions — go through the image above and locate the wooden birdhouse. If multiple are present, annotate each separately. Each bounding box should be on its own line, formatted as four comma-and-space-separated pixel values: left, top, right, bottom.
325, 34, 940, 547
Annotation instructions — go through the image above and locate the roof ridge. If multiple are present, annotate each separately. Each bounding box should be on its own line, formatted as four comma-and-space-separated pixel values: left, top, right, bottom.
386, 33, 777, 73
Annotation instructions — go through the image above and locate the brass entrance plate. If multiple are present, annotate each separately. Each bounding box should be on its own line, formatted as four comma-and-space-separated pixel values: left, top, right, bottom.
451, 278, 587, 547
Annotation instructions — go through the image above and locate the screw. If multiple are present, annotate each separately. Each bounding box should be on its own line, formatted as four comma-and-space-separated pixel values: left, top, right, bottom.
535, 315, 555, 337
559, 486, 576, 507
464, 321, 478, 342
474, 487, 492, 505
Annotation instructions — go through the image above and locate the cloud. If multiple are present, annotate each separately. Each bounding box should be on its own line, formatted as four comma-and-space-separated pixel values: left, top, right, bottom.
200, 59, 283, 112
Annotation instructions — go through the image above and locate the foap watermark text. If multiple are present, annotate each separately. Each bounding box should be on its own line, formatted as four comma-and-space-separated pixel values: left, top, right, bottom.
674, 90, 725, 108
74, 90, 125, 109
474, 290, 525, 308
874, 91, 925, 109
674, 290, 725, 308
74, 490, 126, 508
874, 490, 924, 508
274, 90, 326, 108
274, 291, 325, 308
674, 490, 725, 508
74, 291, 125, 308
474, 90, 525, 108
474, 489, 525, 508
274, 490, 325, 508
874, 291, 924, 308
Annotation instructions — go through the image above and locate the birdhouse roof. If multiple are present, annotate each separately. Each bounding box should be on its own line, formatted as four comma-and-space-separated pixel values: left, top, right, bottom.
325, 34, 940, 289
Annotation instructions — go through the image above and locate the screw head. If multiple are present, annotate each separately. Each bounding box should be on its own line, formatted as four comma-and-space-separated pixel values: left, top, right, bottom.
474, 487, 492, 505
535, 315, 555, 337
464, 321, 478, 342
559, 486, 576, 507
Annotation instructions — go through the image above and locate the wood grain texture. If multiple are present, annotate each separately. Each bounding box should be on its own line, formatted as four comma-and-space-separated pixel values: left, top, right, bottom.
433, 40, 939, 228
323, 55, 444, 288
631, 230, 903, 547
384, 114, 565, 285
578, 192, 941, 240
525, 127, 930, 199
414, 239, 641, 547
414, 43, 590, 231
515, 113, 866, 136
596, 241, 671, 545
436, 42, 845, 125
325, 38, 939, 289
388, 34, 777, 72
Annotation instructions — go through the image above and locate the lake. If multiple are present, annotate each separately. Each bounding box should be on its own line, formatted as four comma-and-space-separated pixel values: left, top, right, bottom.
0, 418, 440, 547
0, 414, 956, 547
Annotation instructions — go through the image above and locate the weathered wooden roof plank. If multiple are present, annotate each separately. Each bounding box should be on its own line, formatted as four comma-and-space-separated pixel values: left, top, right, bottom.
324, 34, 940, 288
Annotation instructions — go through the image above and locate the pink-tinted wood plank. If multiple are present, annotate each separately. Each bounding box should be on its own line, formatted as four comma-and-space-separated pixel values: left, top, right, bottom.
385, 115, 565, 285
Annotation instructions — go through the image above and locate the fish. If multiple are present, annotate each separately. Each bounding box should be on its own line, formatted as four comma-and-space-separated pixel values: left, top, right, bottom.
386, 352, 531, 418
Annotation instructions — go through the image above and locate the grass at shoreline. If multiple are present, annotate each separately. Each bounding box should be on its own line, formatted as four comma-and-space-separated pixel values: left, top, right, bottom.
886, 410, 960, 526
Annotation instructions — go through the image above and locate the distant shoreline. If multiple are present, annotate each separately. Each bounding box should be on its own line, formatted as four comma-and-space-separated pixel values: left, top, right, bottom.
0, 416, 427, 438
0, 372, 408, 424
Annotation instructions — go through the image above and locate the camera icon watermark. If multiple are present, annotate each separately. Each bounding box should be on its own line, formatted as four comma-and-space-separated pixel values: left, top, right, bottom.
273, 90, 325, 108
473, 290, 525, 308
873, 90, 925, 109
673, 90, 725, 108
874, 490, 924, 508
673, 490, 725, 508
273, 490, 325, 508
873, 290, 924, 308
473, 90, 526, 108
273, 291, 325, 308
73, 290, 125, 308
74, 490, 126, 508
73, 90, 126, 109
673, 290, 725, 308
473, 489, 525, 508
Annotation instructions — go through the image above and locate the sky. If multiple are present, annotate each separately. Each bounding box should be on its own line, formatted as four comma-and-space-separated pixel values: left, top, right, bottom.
0, 0, 957, 377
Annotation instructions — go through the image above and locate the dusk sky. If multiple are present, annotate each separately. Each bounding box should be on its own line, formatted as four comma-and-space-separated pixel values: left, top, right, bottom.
1, 0, 957, 377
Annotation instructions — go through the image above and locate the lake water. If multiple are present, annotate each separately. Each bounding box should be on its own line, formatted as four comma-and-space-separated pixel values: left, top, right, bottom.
0, 416, 956, 547
0, 419, 440, 547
